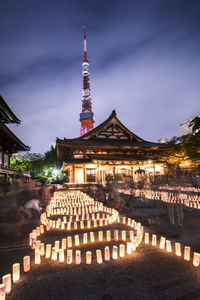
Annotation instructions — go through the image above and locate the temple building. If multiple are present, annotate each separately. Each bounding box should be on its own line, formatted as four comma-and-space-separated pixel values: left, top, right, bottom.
57, 110, 170, 184
56, 28, 170, 184
0, 95, 30, 182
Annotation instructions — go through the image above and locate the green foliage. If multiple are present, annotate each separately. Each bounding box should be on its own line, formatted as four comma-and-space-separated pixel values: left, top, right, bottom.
10, 146, 65, 183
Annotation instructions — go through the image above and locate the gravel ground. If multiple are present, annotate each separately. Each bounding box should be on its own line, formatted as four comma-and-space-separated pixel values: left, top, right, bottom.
5, 243, 200, 300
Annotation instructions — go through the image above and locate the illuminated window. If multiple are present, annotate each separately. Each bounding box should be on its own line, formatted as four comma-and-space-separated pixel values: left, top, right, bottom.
86, 169, 96, 182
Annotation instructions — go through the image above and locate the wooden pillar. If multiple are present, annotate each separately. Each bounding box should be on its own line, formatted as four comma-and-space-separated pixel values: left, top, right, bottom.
113, 165, 115, 176
83, 165, 86, 183
72, 164, 75, 183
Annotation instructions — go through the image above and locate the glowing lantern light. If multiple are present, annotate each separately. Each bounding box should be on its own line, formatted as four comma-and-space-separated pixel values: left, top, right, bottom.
114, 230, 118, 241
193, 252, 200, 267
98, 231, 103, 241
121, 230, 126, 241
175, 243, 181, 256
144, 233, 149, 244
40, 243, 45, 256
106, 230, 111, 241
86, 251, 92, 264
127, 242, 132, 255
75, 235, 80, 246
67, 250, 73, 264
184, 246, 190, 261
80, 221, 84, 229
159, 237, 166, 249
123, 217, 126, 224
112, 246, 118, 259
74, 222, 78, 230
46, 244, 52, 258
90, 232, 95, 243
87, 220, 91, 228
2, 274, 11, 294
51, 247, 57, 261
59, 249, 65, 263
99, 219, 103, 226
119, 244, 125, 257
96, 249, 103, 264
104, 246, 110, 261
83, 233, 88, 244
129, 231, 134, 241
0, 284, 6, 300
35, 240, 41, 251
23, 256, 30, 272
61, 222, 65, 230
35, 250, 41, 264
75, 250, 81, 264
40, 225, 44, 234
67, 222, 71, 230
55, 240, 60, 251
131, 241, 136, 251
166, 240, 172, 252
62, 238, 67, 250
152, 234, 157, 246
12, 263, 20, 282
67, 236, 72, 248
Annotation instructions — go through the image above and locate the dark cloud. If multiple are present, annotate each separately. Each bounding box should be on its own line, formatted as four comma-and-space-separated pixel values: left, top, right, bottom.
0, 0, 200, 153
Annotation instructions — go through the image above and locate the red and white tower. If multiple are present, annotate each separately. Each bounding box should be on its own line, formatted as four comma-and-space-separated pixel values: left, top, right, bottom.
80, 26, 94, 136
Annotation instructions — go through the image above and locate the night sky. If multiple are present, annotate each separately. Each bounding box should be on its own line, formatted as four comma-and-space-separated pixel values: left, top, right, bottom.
0, 1, 200, 153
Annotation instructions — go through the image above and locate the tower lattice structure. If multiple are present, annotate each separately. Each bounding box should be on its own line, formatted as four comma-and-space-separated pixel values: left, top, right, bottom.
80, 26, 94, 136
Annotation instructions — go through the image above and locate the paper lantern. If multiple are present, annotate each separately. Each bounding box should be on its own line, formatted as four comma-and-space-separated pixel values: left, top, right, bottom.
46, 244, 52, 258
75, 250, 81, 264
0, 284, 6, 300
2, 274, 11, 294
76, 215, 79, 221
98, 231, 103, 241
35, 240, 41, 251
152, 234, 157, 246
74, 222, 78, 230
35, 250, 41, 264
131, 241, 136, 251
166, 240, 172, 252
55, 240, 60, 250
106, 231, 111, 241
29, 233, 33, 247
40, 243, 45, 256
144, 233, 149, 244
75, 235, 80, 246
59, 249, 65, 263
104, 246, 110, 261
87, 220, 91, 228
129, 231, 134, 241
83, 233, 88, 244
51, 247, 57, 261
114, 230, 118, 241
36, 227, 40, 236
67, 236, 72, 248
159, 237, 166, 249
12, 263, 20, 282
193, 252, 200, 267
127, 242, 132, 255
184, 246, 190, 261
86, 251, 92, 264
96, 249, 103, 264
121, 230, 126, 241
119, 244, 125, 257
175, 243, 181, 256
40, 225, 44, 234
61, 222, 65, 230
99, 219, 103, 226
23, 256, 30, 272
90, 232, 95, 242
123, 217, 126, 224
127, 218, 131, 226
112, 246, 118, 259
80, 221, 84, 229
67, 250, 73, 264
61, 238, 67, 250
67, 222, 71, 230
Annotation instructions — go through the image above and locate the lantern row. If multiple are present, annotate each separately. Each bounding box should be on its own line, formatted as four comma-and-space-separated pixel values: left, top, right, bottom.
144, 232, 200, 267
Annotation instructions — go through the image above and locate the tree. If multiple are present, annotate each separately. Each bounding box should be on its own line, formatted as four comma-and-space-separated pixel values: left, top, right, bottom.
10, 146, 65, 183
